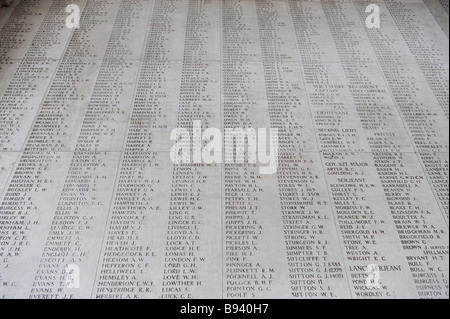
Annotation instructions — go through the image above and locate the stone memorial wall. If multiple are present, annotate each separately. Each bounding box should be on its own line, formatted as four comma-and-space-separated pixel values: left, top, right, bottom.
0, 0, 448, 299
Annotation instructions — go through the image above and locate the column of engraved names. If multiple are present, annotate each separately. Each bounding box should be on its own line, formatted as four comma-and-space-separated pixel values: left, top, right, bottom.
0, 0, 80, 152
222, 0, 282, 298
354, 1, 449, 298
0, 0, 97, 298
0, 0, 63, 234
336, 0, 447, 298
26, 0, 118, 298
31, 0, 150, 299
162, 0, 221, 299
256, 0, 350, 298
323, 1, 448, 298
354, 1, 449, 225
93, 0, 186, 299
0, 0, 18, 30
385, 0, 449, 225
385, 0, 449, 118
289, 1, 413, 298
0, 0, 23, 207
322, 0, 429, 298
288, 2, 375, 298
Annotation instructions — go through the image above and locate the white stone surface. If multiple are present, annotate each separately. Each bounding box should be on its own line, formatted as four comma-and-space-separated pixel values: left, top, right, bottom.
0, 0, 448, 299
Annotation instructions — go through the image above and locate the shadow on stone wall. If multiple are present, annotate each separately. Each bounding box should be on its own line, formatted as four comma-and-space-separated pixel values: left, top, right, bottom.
424, 0, 449, 37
